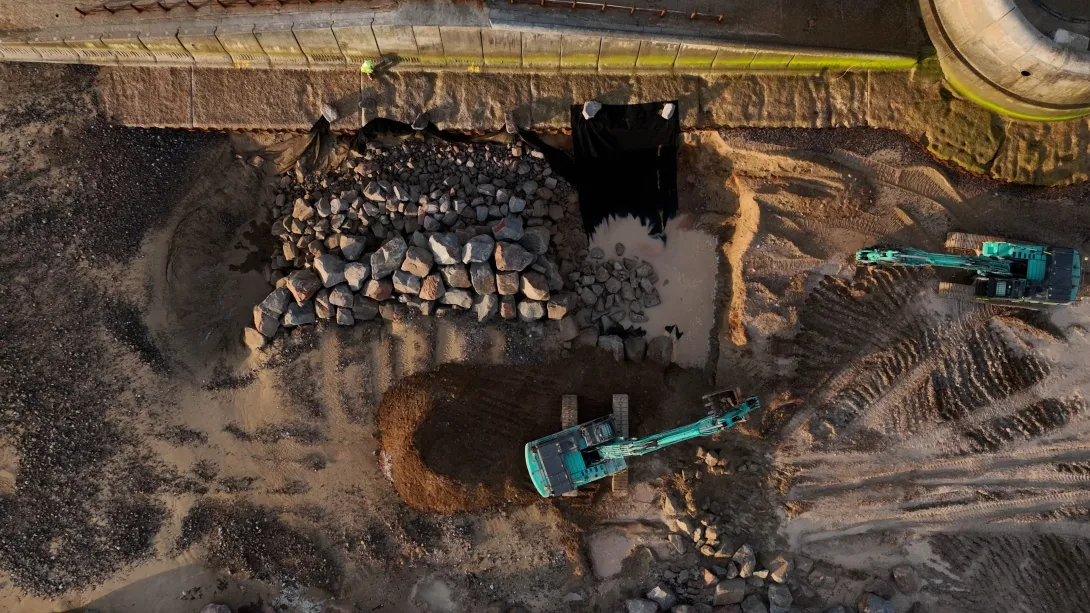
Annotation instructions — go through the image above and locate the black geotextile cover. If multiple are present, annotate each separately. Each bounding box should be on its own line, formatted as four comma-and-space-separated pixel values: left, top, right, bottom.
570, 101, 680, 236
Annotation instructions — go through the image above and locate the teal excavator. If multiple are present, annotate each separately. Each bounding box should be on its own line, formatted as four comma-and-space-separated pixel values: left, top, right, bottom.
856, 233, 1083, 306
525, 389, 759, 498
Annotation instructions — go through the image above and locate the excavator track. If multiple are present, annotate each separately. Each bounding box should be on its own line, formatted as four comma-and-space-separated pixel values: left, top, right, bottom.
612, 394, 630, 497
561, 395, 579, 497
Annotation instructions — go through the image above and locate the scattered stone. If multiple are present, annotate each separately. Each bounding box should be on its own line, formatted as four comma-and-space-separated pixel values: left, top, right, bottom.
508, 196, 526, 213
314, 289, 332, 319
336, 307, 354, 326
344, 262, 371, 291
767, 584, 792, 613
493, 216, 524, 241
371, 235, 409, 279
556, 316, 578, 342
495, 242, 534, 271
589, 246, 605, 259
703, 568, 720, 587
518, 299, 545, 321
714, 580, 746, 606
625, 600, 658, 613
402, 246, 434, 277
313, 254, 347, 287
441, 288, 473, 309
520, 271, 550, 301
441, 264, 472, 289
364, 278, 394, 301
392, 270, 422, 295
329, 283, 354, 308
582, 100, 602, 119
768, 555, 792, 584
740, 595, 768, 613
892, 564, 920, 593
624, 336, 647, 362
615, 242, 625, 256
753, 569, 769, 580
242, 327, 267, 350
732, 545, 756, 578
496, 271, 520, 295
419, 274, 446, 301
857, 593, 895, 613
646, 584, 677, 611
292, 198, 315, 220
499, 296, 517, 319
598, 335, 624, 361
282, 301, 316, 327
470, 262, 497, 295
363, 180, 385, 202
547, 292, 577, 320
338, 235, 365, 261
353, 295, 379, 321
429, 233, 463, 264
473, 293, 499, 322
286, 269, 322, 304
411, 111, 429, 130
519, 226, 550, 254
463, 234, 496, 263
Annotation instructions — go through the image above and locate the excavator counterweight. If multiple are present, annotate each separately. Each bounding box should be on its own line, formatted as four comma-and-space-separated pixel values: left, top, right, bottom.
856, 238, 1082, 306
525, 390, 759, 498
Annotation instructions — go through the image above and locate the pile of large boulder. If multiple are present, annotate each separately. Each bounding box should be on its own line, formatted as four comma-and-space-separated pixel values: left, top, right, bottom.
243, 138, 670, 357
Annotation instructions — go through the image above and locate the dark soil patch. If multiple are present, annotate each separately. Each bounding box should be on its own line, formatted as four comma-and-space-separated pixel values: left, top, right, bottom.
378, 352, 713, 513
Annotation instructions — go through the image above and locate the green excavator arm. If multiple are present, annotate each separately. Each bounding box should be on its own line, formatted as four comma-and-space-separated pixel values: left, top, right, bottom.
597, 393, 760, 460
855, 247, 1014, 276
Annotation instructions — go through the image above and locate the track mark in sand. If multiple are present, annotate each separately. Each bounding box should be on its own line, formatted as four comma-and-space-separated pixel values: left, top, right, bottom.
960, 395, 1086, 455
726, 181, 760, 346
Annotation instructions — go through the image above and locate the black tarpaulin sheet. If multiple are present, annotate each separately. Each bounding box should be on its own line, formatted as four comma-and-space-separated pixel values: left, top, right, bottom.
570, 101, 679, 236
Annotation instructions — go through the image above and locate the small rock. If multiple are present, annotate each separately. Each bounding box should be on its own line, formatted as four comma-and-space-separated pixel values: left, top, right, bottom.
493, 216, 525, 241
314, 254, 347, 287
496, 271, 520, 295
257, 287, 291, 317
364, 278, 394, 301
556, 316, 578, 342
668, 533, 686, 554
463, 234, 496, 263
768, 554, 792, 584
508, 196, 526, 213
339, 234, 365, 261
576, 327, 599, 347
441, 264, 472, 289
402, 246, 434, 277
646, 584, 677, 611
518, 299, 545, 321
470, 262, 497, 295
597, 335, 624, 361
767, 584, 792, 612
286, 269, 322, 303
520, 271, 550, 301
292, 198, 315, 220
892, 564, 920, 593
495, 242, 534, 271
242, 327, 267, 350
473, 293, 499, 322
425, 232, 460, 265
441, 288, 473, 309
857, 593, 895, 613
713, 580, 746, 606
741, 594, 768, 613
352, 295, 379, 321
499, 296, 517, 319
547, 292, 577, 320
624, 336, 646, 362
282, 301, 316, 327
519, 226, 550, 254
866, 578, 896, 600
363, 181, 385, 202
625, 600, 658, 613
335, 307, 354, 326
314, 197, 331, 217
419, 274, 446, 301
371, 235, 409, 279
732, 545, 756, 578
329, 283, 354, 307
392, 270, 422, 294
344, 262, 370, 291
703, 568, 720, 587
753, 570, 769, 580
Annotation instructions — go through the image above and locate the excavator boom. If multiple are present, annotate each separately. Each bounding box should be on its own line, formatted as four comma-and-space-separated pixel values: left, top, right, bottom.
856, 247, 1014, 276
597, 396, 759, 459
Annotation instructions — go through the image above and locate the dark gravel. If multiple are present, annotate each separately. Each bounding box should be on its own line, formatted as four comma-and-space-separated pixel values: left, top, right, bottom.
177, 499, 341, 593
0, 62, 222, 596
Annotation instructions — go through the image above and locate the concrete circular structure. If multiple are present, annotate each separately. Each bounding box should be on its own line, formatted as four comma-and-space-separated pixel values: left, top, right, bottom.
921, 0, 1090, 120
